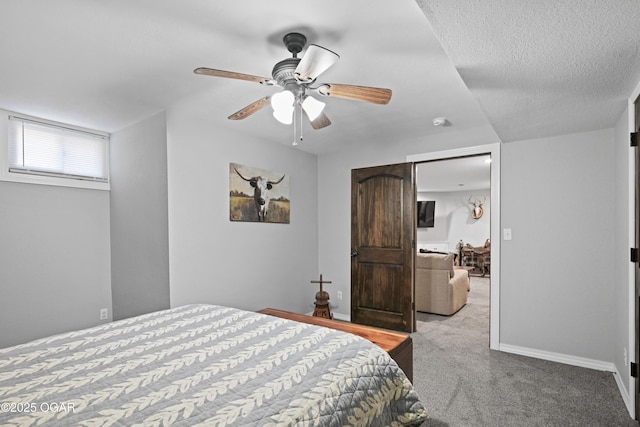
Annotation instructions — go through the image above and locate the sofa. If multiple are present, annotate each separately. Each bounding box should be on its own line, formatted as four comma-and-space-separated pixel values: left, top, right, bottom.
415, 252, 469, 315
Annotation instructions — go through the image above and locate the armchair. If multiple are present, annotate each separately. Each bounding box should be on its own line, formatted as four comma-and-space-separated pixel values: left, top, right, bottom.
415, 252, 469, 315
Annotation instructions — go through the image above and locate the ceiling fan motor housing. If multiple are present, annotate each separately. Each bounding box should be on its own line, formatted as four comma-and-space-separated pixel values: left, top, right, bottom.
272, 57, 304, 94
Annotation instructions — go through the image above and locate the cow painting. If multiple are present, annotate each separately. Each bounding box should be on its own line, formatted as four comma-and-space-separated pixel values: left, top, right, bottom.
229, 163, 290, 223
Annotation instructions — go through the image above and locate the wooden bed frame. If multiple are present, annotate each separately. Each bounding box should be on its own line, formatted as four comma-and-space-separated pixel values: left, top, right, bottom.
258, 308, 413, 382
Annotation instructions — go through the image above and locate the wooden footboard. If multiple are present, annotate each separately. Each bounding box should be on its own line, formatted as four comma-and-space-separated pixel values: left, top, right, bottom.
258, 308, 413, 382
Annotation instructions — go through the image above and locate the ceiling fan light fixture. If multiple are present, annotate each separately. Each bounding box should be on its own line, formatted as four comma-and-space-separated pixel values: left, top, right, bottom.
273, 107, 294, 125
301, 95, 326, 121
271, 90, 295, 124
294, 44, 340, 82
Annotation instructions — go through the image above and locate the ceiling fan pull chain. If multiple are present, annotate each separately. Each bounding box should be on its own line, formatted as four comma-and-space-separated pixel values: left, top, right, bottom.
292, 103, 298, 146
299, 102, 304, 143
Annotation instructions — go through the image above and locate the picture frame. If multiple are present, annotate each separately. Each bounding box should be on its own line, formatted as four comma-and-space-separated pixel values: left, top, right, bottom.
229, 162, 290, 223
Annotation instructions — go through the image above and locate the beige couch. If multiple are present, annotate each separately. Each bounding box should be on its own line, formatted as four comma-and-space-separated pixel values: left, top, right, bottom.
415, 252, 469, 315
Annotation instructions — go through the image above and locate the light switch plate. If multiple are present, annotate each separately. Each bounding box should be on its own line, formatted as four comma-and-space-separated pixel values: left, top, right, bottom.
503, 228, 512, 240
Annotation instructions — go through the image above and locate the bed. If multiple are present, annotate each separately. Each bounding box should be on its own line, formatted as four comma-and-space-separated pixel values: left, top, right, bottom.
0, 304, 428, 426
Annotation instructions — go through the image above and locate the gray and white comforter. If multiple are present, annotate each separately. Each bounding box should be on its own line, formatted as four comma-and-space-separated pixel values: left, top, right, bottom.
0, 304, 428, 426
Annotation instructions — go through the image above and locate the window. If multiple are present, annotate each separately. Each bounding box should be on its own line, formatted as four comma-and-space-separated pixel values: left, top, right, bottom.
2, 113, 110, 190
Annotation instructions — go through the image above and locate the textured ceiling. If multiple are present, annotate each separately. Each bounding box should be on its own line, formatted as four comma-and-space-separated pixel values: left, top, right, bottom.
1, 1, 639, 154
418, 0, 640, 142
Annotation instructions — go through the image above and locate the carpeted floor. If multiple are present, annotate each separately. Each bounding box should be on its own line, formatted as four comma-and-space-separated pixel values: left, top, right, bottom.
411, 276, 638, 426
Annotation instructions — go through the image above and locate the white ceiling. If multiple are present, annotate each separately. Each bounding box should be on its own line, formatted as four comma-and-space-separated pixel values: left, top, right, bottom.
417, 155, 491, 192
2, 1, 640, 155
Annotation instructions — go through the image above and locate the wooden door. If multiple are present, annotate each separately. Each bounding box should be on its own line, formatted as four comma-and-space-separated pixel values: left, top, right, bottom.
351, 162, 416, 332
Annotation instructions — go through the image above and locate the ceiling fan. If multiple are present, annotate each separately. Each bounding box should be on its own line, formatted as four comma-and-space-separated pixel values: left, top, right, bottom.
194, 32, 392, 134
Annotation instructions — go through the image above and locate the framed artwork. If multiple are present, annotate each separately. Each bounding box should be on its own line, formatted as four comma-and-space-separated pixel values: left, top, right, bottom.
229, 162, 290, 223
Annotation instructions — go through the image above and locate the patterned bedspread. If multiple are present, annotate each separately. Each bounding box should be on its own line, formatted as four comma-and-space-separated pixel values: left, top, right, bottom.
0, 304, 428, 426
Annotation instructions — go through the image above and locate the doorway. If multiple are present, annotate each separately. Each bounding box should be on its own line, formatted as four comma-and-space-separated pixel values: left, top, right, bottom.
408, 143, 501, 349
415, 155, 492, 344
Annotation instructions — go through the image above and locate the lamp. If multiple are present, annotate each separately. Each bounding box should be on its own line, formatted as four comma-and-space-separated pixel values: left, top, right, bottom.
271, 90, 295, 124
301, 95, 326, 121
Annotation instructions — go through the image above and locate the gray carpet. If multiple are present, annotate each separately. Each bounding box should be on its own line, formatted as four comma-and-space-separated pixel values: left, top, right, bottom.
411, 276, 638, 426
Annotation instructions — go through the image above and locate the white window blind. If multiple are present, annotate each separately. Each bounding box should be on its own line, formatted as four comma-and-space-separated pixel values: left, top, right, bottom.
8, 116, 109, 182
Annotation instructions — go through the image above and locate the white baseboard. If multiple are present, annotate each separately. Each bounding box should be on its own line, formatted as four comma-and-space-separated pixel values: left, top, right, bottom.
612, 366, 634, 419
305, 311, 350, 321
499, 343, 616, 372
332, 312, 350, 321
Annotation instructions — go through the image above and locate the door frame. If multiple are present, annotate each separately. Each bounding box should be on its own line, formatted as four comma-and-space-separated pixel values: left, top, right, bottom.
635, 96, 639, 420
408, 143, 501, 350
631, 91, 640, 420
627, 82, 640, 420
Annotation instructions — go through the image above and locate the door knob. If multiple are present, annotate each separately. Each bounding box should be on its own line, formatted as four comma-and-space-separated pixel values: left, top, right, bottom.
351, 251, 359, 257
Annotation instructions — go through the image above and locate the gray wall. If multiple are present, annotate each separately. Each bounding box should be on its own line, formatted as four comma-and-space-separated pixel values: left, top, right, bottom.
0, 110, 170, 348
110, 112, 170, 320
166, 93, 319, 314
0, 182, 112, 348
500, 129, 615, 362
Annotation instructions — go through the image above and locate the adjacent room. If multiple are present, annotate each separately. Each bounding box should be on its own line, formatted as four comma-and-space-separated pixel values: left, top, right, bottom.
1, 0, 640, 425
415, 155, 491, 322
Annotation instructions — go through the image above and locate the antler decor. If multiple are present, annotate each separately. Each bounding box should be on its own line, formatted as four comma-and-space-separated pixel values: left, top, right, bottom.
468, 196, 486, 220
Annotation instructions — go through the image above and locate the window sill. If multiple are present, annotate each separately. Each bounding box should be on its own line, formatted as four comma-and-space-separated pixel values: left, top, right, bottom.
0, 169, 110, 191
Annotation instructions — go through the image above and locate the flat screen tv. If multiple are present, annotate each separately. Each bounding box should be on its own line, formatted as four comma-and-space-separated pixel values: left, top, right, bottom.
417, 200, 435, 228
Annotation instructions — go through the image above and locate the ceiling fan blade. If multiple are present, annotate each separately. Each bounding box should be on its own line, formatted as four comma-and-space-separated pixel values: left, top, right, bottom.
318, 84, 392, 105
194, 67, 272, 85
228, 96, 271, 120
303, 109, 331, 130
295, 45, 340, 82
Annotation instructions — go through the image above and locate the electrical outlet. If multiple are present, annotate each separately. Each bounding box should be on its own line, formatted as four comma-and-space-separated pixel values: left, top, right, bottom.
100, 308, 108, 320
337, 291, 343, 300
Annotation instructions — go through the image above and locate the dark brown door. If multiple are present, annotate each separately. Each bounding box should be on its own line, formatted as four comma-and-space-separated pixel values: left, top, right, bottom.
351, 162, 415, 332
